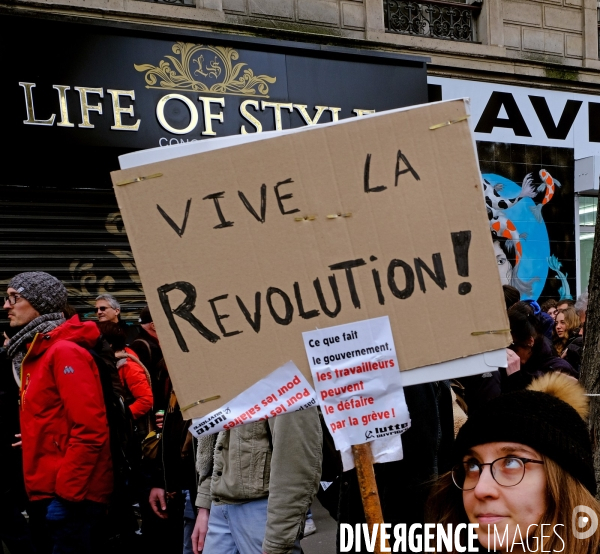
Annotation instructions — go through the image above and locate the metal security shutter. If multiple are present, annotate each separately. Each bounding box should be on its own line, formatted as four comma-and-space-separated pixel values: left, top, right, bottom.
0, 185, 146, 327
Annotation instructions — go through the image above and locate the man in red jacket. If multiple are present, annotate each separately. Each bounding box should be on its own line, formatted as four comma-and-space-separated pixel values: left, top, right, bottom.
3, 272, 113, 554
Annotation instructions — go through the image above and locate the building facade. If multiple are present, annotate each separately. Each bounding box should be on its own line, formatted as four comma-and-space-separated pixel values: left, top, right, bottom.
1, 0, 598, 323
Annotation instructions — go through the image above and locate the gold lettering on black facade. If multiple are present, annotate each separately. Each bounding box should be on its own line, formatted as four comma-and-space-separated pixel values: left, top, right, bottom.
240, 100, 262, 134
353, 109, 376, 117
19, 82, 56, 126
107, 89, 141, 131
74, 87, 104, 128
199, 96, 225, 136
261, 102, 294, 131
294, 105, 329, 126
156, 93, 199, 135
53, 85, 74, 128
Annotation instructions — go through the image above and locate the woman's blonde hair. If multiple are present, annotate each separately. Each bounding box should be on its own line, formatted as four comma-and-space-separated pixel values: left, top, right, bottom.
553, 306, 580, 355
427, 455, 600, 553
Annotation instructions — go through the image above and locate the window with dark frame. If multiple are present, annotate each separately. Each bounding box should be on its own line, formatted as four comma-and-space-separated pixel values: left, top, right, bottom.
383, 0, 481, 43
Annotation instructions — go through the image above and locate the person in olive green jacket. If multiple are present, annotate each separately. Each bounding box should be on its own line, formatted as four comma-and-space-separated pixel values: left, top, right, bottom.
191, 407, 322, 554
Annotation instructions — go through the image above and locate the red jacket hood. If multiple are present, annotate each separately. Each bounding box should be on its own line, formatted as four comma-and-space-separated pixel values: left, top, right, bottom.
28, 315, 100, 357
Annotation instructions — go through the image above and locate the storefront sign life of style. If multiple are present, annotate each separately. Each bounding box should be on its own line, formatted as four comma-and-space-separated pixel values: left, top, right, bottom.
19, 81, 375, 144
9, 21, 427, 150
34, 75, 594, 149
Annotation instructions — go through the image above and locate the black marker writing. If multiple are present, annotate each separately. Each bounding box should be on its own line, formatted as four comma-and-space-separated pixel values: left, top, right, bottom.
274, 178, 300, 215
203, 192, 234, 229
157, 281, 220, 351
238, 184, 267, 223
156, 198, 192, 237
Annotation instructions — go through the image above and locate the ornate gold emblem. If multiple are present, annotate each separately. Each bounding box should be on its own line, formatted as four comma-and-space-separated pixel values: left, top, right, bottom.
134, 42, 277, 98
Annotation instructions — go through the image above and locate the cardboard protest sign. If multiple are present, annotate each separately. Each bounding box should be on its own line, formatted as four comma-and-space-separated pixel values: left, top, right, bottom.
189, 361, 317, 437
303, 316, 410, 451
112, 99, 510, 420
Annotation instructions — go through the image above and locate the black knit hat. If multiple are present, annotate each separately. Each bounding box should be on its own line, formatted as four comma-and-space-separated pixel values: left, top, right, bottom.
455, 373, 596, 495
8, 272, 68, 315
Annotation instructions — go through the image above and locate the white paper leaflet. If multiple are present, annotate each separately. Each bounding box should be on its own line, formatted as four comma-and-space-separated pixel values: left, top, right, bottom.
190, 361, 317, 438
303, 316, 411, 451
340, 435, 404, 472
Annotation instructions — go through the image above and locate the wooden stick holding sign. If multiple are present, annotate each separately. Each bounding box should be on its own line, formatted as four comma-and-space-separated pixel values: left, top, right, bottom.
352, 442, 389, 553
303, 317, 408, 552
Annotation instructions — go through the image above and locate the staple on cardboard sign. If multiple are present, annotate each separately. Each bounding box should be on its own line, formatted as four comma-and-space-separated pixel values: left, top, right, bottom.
429, 115, 470, 131
294, 215, 317, 222
327, 213, 352, 219
116, 173, 163, 186
181, 395, 221, 412
470, 329, 510, 336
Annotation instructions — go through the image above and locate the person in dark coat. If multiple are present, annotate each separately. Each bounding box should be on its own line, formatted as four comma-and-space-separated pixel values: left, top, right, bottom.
503, 301, 576, 393
131, 307, 195, 554
130, 307, 166, 414
0, 339, 36, 554
336, 381, 455, 553
562, 332, 583, 374
142, 364, 197, 554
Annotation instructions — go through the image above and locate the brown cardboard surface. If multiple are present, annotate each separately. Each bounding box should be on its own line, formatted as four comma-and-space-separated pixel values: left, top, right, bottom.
112, 100, 510, 419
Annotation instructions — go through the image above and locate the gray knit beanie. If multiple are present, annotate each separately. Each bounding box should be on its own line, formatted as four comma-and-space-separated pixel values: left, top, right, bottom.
9, 272, 68, 315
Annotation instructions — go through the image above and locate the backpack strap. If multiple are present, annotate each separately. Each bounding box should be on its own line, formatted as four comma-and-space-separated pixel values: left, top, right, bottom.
135, 339, 152, 359
116, 350, 152, 387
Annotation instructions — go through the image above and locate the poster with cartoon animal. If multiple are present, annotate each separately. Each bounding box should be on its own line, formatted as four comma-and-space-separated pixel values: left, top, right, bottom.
477, 142, 576, 302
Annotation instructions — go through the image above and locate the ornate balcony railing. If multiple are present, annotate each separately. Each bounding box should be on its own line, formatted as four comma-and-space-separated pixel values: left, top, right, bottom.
384, 0, 480, 42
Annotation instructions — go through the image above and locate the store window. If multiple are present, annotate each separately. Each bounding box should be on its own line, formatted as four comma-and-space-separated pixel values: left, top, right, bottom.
578, 196, 598, 292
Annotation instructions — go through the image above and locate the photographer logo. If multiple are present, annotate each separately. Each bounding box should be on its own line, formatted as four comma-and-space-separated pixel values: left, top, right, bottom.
572, 505, 598, 540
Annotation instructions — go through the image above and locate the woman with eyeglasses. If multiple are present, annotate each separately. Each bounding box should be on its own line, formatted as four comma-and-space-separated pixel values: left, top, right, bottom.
427, 372, 600, 553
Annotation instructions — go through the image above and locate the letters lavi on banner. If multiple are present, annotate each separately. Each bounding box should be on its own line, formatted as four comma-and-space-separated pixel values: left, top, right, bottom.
111, 99, 510, 420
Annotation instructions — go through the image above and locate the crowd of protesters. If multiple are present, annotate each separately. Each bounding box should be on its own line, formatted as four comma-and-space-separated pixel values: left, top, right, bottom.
1, 271, 599, 554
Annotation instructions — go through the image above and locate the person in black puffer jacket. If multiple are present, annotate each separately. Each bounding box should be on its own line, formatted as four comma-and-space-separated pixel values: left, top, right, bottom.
562, 331, 583, 374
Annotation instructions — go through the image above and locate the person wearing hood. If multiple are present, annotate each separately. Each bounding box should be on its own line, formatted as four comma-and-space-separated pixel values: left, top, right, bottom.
3, 271, 113, 554
503, 301, 576, 393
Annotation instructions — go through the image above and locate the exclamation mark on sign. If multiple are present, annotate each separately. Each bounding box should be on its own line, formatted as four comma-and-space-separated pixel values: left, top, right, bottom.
450, 231, 472, 295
